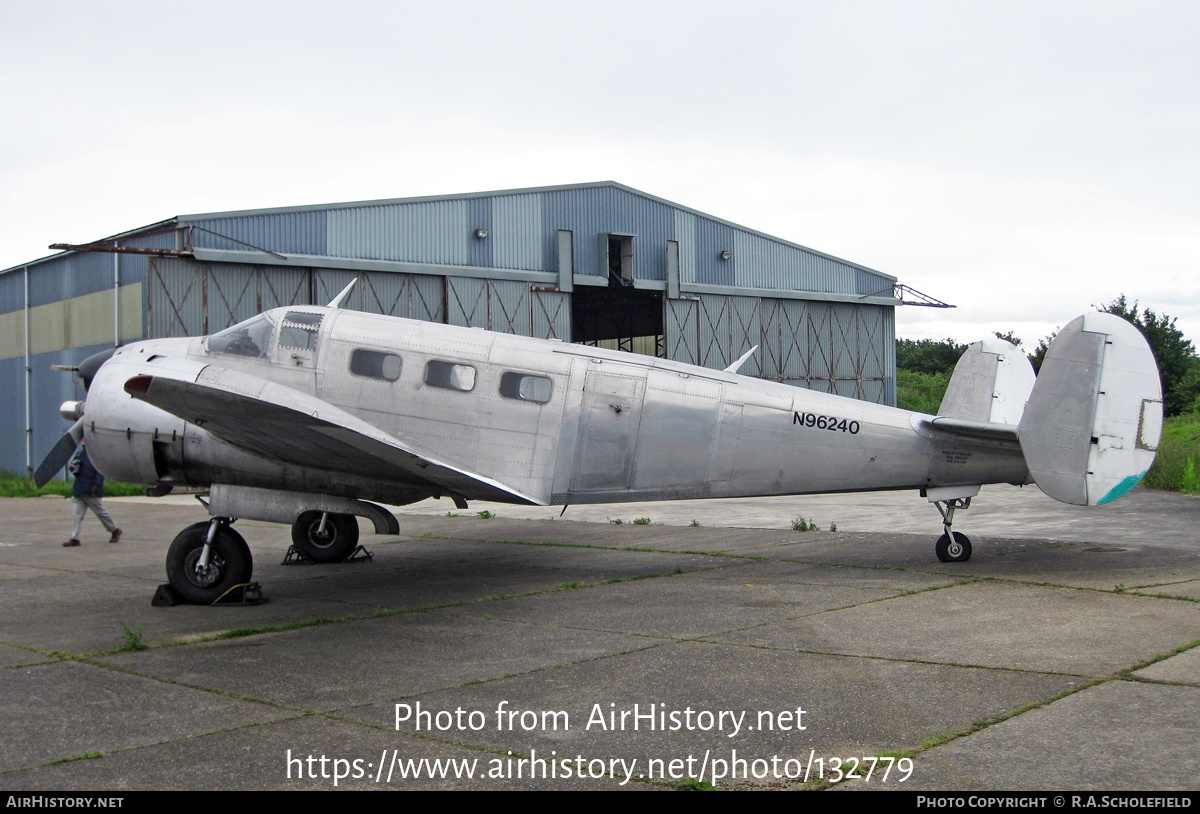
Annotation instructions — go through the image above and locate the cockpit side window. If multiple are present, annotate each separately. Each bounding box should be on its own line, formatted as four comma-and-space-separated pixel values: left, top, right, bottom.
208, 314, 274, 358
280, 311, 323, 350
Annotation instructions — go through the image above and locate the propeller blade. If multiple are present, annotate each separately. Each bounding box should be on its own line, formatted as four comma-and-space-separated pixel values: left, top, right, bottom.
33, 418, 84, 488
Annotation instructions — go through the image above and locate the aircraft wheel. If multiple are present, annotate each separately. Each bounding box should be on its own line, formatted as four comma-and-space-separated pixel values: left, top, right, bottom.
935, 531, 972, 563
166, 522, 253, 604
291, 512, 359, 563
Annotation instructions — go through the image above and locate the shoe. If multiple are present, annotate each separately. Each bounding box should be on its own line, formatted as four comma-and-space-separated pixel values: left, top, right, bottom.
63, 539, 80, 547
109, 529, 122, 543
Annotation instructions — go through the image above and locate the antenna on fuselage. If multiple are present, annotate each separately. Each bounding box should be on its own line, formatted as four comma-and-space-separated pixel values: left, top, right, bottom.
327, 278, 358, 308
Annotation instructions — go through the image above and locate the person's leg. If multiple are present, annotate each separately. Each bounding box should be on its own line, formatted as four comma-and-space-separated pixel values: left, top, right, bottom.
66, 497, 87, 544
82, 496, 120, 539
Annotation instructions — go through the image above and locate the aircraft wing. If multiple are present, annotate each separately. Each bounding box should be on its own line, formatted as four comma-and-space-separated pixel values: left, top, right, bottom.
123, 364, 544, 506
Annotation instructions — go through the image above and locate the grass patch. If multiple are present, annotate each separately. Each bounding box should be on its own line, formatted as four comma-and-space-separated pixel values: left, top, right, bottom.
633, 517, 651, 525
1144, 412, 1200, 493
116, 622, 147, 652
0, 469, 148, 498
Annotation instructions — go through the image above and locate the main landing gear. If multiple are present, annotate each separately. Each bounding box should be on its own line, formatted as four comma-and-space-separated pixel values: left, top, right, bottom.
162, 511, 367, 604
165, 518, 253, 604
932, 496, 972, 563
289, 511, 361, 563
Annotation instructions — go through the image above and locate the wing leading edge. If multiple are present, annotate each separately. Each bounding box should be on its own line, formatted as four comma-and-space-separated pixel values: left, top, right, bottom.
123, 364, 545, 506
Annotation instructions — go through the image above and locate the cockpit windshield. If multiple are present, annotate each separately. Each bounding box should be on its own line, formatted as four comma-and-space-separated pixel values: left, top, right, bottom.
207, 314, 274, 358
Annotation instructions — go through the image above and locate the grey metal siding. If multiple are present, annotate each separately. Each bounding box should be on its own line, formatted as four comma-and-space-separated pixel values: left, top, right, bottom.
665, 293, 894, 405
493, 194, 543, 271
327, 200, 468, 264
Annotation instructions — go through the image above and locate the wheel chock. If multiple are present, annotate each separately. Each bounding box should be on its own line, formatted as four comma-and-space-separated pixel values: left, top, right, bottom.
281, 544, 372, 565
152, 583, 184, 607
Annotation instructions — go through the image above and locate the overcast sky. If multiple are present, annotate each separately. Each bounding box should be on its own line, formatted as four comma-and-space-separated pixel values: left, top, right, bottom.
2, 0, 1197, 347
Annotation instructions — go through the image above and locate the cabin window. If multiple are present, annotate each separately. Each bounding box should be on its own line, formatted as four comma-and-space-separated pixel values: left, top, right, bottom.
499, 372, 552, 404
350, 349, 402, 382
424, 360, 476, 392
280, 311, 323, 350
208, 314, 273, 358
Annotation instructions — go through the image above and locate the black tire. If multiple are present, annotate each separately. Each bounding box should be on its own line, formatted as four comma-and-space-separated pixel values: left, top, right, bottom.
291, 512, 359, 563
166, 522, 253, 604
935, 531, 972, 563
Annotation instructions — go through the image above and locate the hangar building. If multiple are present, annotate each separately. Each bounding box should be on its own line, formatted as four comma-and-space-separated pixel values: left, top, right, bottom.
0, 181, 901, 477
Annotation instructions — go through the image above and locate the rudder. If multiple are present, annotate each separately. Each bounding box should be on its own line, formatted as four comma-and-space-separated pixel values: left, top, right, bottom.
1018, 313, 1162, 506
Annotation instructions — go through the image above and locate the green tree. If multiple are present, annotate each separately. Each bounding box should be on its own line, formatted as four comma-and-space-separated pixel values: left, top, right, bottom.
1098, 296, 1197, 417
896, 338, 967, 376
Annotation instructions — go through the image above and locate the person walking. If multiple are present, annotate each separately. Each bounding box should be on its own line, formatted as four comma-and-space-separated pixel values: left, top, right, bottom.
63, 442, 121, 547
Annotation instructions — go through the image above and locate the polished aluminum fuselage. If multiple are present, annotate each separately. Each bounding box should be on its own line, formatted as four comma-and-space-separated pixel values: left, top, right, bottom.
85, 307, 1029, 507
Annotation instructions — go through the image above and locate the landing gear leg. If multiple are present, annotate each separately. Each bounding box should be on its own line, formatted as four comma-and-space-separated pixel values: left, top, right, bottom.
165, 518, 254, 603
933, 498, 973, 563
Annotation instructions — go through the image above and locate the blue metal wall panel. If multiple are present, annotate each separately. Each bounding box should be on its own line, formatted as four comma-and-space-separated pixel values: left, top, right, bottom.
541, 186, 673, 282
188, 211, 328, 256
0, 269, 24, 315
23, 343, 107, 478
466, 197, 493, 268
28, 252, 113, 307
694, 219, 737, 286
0, 355, 27, 473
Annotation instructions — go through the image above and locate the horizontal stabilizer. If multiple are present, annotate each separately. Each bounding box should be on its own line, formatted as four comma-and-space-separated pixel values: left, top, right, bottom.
1019, 313, 1162, 506
925, 416, 1020, 443
939, 337, 1035, 425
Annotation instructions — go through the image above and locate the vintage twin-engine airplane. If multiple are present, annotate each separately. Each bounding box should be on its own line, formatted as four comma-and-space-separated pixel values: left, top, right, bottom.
37, 281, 1163, 603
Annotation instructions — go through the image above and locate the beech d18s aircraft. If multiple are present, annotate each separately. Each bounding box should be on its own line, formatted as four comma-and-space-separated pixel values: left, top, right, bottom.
36, 280, 1163, 604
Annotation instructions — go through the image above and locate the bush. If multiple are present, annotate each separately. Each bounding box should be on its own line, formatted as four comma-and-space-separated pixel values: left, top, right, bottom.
896, 369, 951, 414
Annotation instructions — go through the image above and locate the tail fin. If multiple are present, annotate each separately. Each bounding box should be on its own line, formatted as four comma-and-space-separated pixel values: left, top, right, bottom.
939, 337, 1036, 425
1018, 313, 1163, 506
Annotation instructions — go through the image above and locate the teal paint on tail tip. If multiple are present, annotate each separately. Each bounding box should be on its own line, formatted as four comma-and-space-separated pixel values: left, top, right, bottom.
1096, 472, 1147, 505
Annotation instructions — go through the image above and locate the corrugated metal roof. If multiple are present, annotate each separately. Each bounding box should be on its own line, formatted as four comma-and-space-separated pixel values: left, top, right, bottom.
3, 182, 898, 300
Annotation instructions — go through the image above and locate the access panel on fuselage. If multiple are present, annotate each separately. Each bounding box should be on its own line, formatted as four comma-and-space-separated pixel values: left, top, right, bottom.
569, 365, 646, 493
631, 369, 723, 492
